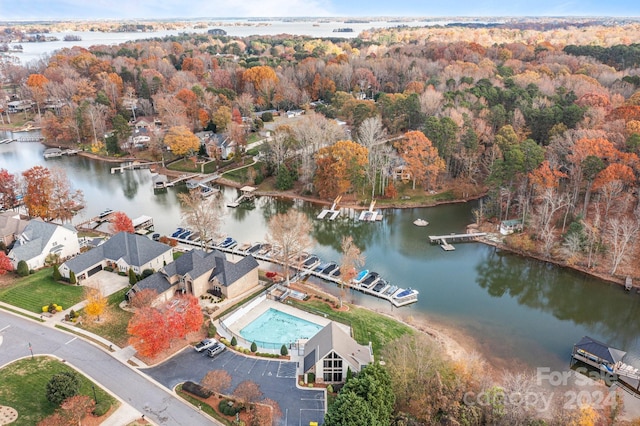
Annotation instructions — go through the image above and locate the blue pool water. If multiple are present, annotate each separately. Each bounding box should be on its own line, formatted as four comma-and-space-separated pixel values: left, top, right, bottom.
240, 308, 323, 346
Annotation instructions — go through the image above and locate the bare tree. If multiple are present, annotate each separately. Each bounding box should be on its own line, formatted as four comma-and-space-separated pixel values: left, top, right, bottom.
357, 116, 387, 198
178, 189, 223, 251
606, 217, 639, 275
233, 380, 262, 414
266, 210, 314, 285
48, 167, 84, 223
338, 236, 365, 308
201, 370, 232, 395
597, 180, 624, 222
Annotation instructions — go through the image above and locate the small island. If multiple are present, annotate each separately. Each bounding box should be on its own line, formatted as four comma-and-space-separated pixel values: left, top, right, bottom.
332, 27, 354, 32
63, 34, 82, 41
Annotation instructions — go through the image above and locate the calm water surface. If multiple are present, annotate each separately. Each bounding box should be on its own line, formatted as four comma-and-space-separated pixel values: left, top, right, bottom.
2, 138, 640, 372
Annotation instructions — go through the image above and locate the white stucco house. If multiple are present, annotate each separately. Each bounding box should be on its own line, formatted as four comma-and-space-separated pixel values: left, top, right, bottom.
8, 219, 80, 270
59, 232, 173, 282
303, 322, 373, 384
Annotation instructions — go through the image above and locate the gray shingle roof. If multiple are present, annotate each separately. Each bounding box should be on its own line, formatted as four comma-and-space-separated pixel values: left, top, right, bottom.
132, 271, 173, 295
63, 232, 170, 273
303, 322, 373, 373
212, 254, 259, 287
574, 336, 626, 364
162, 249, 224, 280
10, 219, 74, 262
0, 211, 27, 239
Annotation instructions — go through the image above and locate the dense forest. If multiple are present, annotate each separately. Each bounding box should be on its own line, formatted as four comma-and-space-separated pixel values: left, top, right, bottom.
2, 20, 640, 423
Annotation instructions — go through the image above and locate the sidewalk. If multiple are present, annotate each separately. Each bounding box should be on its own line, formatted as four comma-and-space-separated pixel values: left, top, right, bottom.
0, 301, 151, 422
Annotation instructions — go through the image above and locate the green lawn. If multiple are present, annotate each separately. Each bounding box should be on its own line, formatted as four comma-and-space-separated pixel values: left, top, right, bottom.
289, 299, 413, 354
0, 269, 85, 313
76, 288, 133, 347
0, 357, 117, 426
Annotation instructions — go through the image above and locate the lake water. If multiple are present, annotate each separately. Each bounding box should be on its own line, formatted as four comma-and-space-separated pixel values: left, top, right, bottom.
7, 18, 460, 65
2, 136, 640, 373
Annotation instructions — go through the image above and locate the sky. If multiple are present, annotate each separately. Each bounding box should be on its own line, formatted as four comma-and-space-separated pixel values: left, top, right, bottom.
1, 0, 639, 21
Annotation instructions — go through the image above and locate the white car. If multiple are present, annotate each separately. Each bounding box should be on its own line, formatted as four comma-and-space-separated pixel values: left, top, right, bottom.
194, 338, 217, 352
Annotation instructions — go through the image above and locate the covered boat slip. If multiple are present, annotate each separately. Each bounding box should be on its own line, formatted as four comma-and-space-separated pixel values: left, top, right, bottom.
571, 336, 640, 392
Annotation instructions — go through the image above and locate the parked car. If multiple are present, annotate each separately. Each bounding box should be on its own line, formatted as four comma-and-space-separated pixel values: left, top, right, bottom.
206, 343, 226, 358
152, 233, 160, 241
194, 338, 217, 352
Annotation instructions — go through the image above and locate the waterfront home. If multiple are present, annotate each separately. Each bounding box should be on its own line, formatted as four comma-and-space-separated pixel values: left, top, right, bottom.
8, 219, 79, 270
59, 232, 173, 282
126, 249, 259, 305
499, 219, 524, 235
0, 211, 28, 247
303, 322, 373, 384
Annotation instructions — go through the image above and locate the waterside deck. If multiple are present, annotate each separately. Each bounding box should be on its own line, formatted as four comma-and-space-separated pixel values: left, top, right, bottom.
428, 232, 487, 251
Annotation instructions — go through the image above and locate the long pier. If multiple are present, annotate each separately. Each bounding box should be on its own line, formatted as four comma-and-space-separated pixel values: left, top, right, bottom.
428, 232, 487, 251
173, 236, 416, 307
111, 160, 164, 174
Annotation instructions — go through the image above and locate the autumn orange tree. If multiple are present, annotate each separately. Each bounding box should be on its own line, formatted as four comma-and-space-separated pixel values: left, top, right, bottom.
0, 252, 13, 275
314, 140, 368, 199
127, 307, 171, 357
0, 169, 17, 210
110, 211, 135, 233
242, 65, 278, 107
395, 131, 445, 190
22, 166, 52, 219
166, 295, 203, 339
26, 73, 49, 118
164, 125, 200, 157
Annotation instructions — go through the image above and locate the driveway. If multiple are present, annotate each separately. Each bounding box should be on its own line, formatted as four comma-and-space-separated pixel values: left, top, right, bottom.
82, 270, 129, 296
144, 349, 325, 425
0, 310, 219, 425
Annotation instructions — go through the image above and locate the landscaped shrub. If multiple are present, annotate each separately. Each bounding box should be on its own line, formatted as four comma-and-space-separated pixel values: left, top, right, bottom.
128, 268, 137, 285
308, 372, 315, 383
92, 400, 111, 416
16, 260, 29, 277
208, 322, 217, 338
280, 344, 288, 356
261, 112, 273, 122
46, 372, 80, 405
52, 265, 61, 281
117, 271, 126, 276
230, 336, 237, 346
327, 384, 334, 394
182, 381, 212, 398
103, 266, 114, 272
69, 271, 76, 284
48, 303, 57, 314
218, 400, 241, 416
250, 342, 257, 352
220, 337, 230, 346
141, 269, 154, 279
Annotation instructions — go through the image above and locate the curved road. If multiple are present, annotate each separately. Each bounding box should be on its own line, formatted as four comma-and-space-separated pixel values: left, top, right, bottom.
0, 311, 219, 425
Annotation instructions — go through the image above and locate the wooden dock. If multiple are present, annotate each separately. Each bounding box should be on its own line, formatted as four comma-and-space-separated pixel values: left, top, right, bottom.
227, 186, 256, 208
111, 160, 164, 174
358, 200, 383, 222
428, 232, 487, 251
173, 236, 417, 307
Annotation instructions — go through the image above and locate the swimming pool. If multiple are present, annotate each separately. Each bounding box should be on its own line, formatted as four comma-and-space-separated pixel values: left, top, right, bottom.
240, 308, 323, 347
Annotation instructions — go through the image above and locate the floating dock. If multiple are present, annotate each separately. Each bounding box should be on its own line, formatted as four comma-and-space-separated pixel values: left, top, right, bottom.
428, 232, 487, 251
317, 195, 342, 220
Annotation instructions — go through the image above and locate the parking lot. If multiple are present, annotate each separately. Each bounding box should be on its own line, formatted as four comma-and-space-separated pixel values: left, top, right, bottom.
144, 348, 325, 425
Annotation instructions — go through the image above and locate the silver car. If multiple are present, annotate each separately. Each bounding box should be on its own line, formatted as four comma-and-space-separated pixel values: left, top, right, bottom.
206, 343, 226, 358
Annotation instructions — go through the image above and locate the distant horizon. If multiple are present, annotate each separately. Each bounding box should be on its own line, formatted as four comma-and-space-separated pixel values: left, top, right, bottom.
1, 0, 638, 21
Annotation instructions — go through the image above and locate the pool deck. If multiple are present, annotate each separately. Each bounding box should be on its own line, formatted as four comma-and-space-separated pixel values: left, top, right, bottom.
225, 299, 350, 336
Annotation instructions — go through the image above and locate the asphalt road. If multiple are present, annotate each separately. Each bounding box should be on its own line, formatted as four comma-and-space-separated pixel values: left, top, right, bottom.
145, 348, 326, 426
0, 311, 220, 425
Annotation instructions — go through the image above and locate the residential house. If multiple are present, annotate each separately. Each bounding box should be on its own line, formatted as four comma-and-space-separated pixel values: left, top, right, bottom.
0, 211, 28, 247
8, 219, 80, 270
205, 133, 237, 160
59, 232, 173, 281
303, 322, 373, 384
127, 249, 259, 304
499, 219, 523, 235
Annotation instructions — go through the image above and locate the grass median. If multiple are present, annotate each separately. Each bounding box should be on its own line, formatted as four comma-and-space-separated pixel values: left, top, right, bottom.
0, 356, 117, 425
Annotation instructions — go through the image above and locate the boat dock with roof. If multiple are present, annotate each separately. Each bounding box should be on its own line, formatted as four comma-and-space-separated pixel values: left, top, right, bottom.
571, 336, 640, 393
